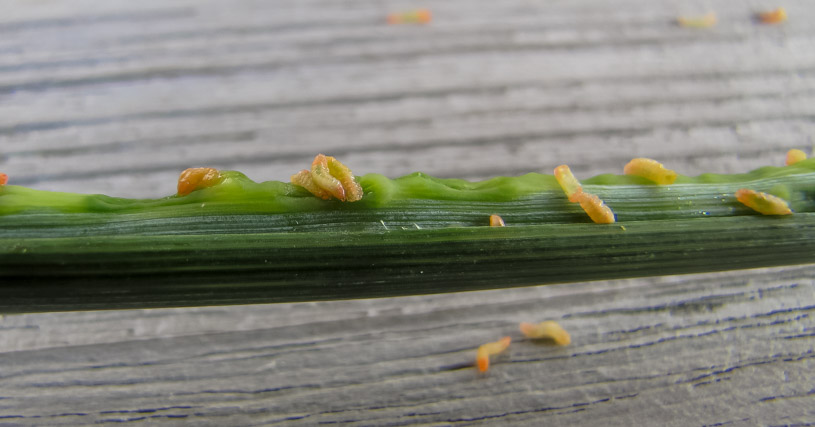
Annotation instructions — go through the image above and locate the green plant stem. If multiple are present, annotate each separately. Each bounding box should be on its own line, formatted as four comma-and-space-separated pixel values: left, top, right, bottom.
2, 161, 815, 313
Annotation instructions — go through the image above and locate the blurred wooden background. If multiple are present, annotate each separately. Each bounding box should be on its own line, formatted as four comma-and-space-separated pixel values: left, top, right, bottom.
1, 0, 814, 424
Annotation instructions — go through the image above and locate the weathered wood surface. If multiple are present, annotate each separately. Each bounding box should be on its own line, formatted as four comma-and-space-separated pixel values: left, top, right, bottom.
1, 0, 814, 424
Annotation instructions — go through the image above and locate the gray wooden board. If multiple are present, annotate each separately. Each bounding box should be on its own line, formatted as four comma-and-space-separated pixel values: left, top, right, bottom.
0, 0, 814, 424
1, 267, 814, 425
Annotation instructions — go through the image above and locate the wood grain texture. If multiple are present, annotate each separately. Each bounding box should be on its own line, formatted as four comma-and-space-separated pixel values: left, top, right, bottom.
1, 0, 814, 424
2, 267, 814, 425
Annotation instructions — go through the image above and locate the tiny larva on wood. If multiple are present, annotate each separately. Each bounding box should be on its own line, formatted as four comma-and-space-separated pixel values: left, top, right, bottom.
677, 12, 717, 28
758, 7, 787, 24
519, 321, 571, 346
475, 336, 511, 373
386, 9, 431, 25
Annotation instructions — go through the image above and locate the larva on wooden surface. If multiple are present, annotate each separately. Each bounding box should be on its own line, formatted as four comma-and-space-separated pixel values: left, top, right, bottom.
386, 9, 431, 25
623, 158, 677, 185
677, 11, 717, 28
758, 7, 787, 24
573, 192, 616, 224
554, 165, 583, 202
475, 336, 511, 373
489, 214, 505, 227
786, 149, 807, 166
519, 321, 571, 346
735, 189, 792, 215
177, 167, 223, 196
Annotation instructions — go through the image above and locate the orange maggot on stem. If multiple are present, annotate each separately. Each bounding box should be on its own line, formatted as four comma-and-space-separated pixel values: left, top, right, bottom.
735, 188, 792, 215
623, 158, 677, 185
554, 165, 583, 202
786, 149, 807, 166
177, 167, 223, 196
325, 155, 363, 202
290, 169, 333, 200
311, 154, 347, 201
555, 164, 616, 224
292, 154, 364, 202
573, 191, 616, 224
489, 214, 506, 227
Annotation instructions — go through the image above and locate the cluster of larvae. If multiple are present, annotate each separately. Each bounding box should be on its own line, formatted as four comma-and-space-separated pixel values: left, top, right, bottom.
475, 320, 571, 373
168, 150, 804, 224
488, 151, 803, 227
677, 7, 786, 28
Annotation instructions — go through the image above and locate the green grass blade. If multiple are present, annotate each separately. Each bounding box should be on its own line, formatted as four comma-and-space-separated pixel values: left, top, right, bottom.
2, 161, 815, 313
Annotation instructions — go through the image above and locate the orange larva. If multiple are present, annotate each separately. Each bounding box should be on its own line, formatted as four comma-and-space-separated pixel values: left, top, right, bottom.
623, 158, 677, 185
489, 214, 505, 227
476, 336, 511, 373
758, 7, 787, 24
572, 191, 616, 224
387, 9, 432, 25
554, 165, 583, 202
735, 188, 792, 215
519, 321, 571, 346
310, 154, 347, 201
177, 167, 223, 196
786, 149, 807, 166
677, 12, 717, 28
290, 169, 333, 200
293, 154, 363, 202
323, 155, 363, 202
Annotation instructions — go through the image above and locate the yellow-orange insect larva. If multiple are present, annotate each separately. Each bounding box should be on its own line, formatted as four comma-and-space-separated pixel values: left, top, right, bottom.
489, 214, 505, 227
519, 321, 571, 346
735, 189, 792, 216
677, 12, 717, 28
387, 8, 432, 25
324, 155, 364, 202
758, 7, 787, 24
291, 169, 333, 200
177, 167, 223, 196
476, 336, 511, 373
786, 149, 807, 166
310, 154, 347, 201
297, 154, 364, 202
623, 158, 677, 185
554, 165, 583, 202
572, 191, 616, 224
0, 173, 7, 186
